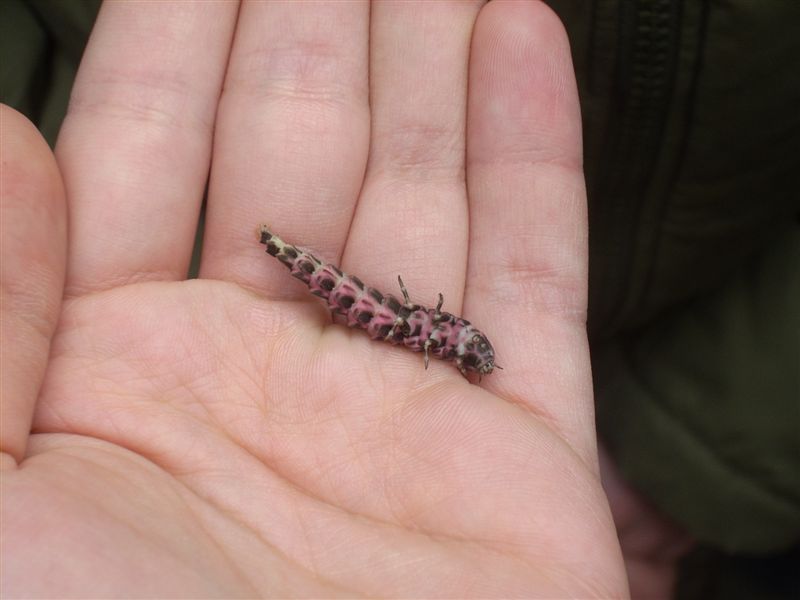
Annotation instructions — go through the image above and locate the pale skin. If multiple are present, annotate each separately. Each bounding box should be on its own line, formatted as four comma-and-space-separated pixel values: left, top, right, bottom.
1, 1, 656, 597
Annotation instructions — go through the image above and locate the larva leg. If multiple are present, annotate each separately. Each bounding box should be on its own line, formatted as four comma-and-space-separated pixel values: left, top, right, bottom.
423, 339, 433, 369
455, 357, 468, 378
435, 293, 444, 314
398, 275, 411, 305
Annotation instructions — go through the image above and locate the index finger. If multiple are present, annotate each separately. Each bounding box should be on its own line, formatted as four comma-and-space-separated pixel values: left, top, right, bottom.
56, 2, 238, 297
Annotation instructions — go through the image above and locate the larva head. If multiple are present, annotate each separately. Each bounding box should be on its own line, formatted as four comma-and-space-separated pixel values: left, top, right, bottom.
462, 332, 496, 375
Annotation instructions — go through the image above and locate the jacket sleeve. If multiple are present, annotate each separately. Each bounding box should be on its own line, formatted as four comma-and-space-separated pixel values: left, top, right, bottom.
594, 226, 800, 553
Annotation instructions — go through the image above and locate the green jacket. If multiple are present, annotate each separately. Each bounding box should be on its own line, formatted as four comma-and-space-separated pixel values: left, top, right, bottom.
550, 0, 800, 543
550, 0, 800, 595
3, 0, 799, 597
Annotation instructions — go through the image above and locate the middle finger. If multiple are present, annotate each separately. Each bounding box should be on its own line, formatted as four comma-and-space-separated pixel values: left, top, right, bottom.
201, 0, 370, 297
342, 0, 484, 315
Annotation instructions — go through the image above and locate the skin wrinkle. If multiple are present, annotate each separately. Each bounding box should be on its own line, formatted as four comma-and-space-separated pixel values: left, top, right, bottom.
0, 240, 62, 323
41, 433, 347, 595
95, 341, 188, 400
177, 472, 362, 598
52, 441, 325, 597
22, 443, 249, 594
177, 429, 454, 595
66, 3, 231, 131
471, 278, 587, 327
65, 269, 183, 300
383, 406, 478, 527
387, 396, 548, 531
149, 359, 264, 451
64, 94, 211, 135
370, 120, 466, 174
487, 382, 595, 473
213, 301, 267, 403
160, 390, 564, 595
341, 199, 469, 317
469, 144, 585, 176
45, 315, 230, 442
332, 391, 379, 510
67, 67, 218, 134
174, 497, 261, 598
229, 45, 367, 108
1, 279, 58, 357
233, 83, 367, 115
385, 418, 447, 525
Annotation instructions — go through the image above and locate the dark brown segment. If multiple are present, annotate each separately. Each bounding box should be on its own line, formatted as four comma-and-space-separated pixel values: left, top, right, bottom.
266, 241, 280, 256
411, 323, 422, 337
284, 246, 298, 259
320, 278, 335, 291
260, 231, 272, 244
369, 288, 384, 303
434, 312, 456, 325
340, 295, 355, 309
386, 296, 401, 313
377, 323, 392, 338
398, 306, 411, 320
357, 311, 373, 324
331, 265, 344, 277
351, 276, 365, 290
398, 320, 411, 336
300, 260, 315, 274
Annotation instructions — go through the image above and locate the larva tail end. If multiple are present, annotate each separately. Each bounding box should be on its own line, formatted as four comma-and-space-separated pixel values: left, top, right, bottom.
258, 224, 273, 245
257, 224, 285, 258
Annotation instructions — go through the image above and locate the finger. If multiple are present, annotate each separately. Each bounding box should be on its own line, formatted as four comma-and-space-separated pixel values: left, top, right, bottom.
342, 0, 484, 313
465, 2, 593, 458
55, 1, 239, 297
0, 106, 66, 465
201, 0, 370, 298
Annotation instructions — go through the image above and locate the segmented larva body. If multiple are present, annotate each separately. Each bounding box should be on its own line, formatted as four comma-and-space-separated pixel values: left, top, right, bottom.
258, 225, 497, 379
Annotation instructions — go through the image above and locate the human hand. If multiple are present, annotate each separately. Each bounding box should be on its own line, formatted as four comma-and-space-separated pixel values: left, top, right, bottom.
1, 1, 626, 597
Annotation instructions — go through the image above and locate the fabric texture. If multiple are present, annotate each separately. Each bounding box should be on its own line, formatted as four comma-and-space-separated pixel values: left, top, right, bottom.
594, 227, 800, 553
547, 0, 800, 596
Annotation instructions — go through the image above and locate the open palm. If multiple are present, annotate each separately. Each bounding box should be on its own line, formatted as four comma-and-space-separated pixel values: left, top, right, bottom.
2, 2, 626, 597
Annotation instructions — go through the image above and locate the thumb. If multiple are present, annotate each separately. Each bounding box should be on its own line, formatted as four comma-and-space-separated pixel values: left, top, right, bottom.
1, 105, 67, 466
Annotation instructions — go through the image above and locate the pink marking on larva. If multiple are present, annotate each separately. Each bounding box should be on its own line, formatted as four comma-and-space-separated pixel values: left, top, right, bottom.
258, 225, 497, 379
307, 264, 341, 299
